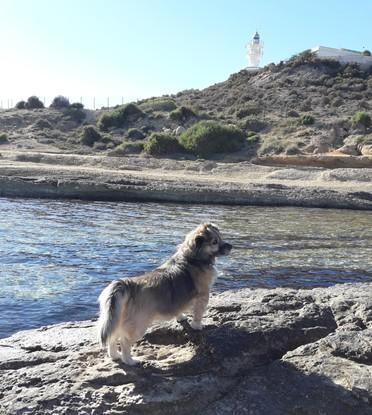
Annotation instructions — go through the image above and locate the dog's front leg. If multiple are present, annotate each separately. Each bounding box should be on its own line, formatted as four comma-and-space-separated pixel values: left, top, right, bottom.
190, 294, 209, 330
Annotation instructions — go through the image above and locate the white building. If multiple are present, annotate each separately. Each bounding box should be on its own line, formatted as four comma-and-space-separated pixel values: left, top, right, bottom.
247, 32, 264, 69
311, 46, 372, 69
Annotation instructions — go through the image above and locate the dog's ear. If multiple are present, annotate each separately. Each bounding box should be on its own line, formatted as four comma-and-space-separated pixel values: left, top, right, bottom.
195, 235, 204, 247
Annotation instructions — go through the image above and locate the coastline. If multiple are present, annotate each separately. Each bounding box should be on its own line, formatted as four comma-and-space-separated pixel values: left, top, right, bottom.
0, 151, 372, 209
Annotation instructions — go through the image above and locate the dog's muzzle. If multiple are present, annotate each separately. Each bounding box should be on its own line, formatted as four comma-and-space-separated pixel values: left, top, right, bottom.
218, 242, 232, 256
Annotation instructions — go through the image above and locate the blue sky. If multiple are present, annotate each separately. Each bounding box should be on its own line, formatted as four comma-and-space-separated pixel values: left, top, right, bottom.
1, 0, 371, 108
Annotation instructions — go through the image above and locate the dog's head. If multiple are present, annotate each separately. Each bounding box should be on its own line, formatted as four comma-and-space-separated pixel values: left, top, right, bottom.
183, 223, 232, 263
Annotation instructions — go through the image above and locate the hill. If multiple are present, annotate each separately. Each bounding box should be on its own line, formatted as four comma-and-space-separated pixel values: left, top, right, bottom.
1, 50, 372, 160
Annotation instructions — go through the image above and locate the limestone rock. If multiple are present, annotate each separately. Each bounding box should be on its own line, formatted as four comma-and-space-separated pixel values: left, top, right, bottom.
1, 283, 372, 414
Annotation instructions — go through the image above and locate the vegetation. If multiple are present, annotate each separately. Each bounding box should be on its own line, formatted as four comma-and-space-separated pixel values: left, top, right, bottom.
79, 125, 102, 146
110, 141, 144, 156
169, 106, 196, 122
236, 105, 261, 118
352, 112, 371, 128
26, 96, 44, 109
178, 121, 246, 157
97, 103, 144, 131
15, 101, 26, 110
139, 98, 177, 112
126, 128, 145, 140
300, 114, 315, 126
0, 132, 8, 143
143, 132, 183, 156
64, 103, 86, 123
50, 96, 70, 109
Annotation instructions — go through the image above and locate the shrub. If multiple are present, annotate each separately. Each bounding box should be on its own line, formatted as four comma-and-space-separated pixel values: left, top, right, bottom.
97, 103, 144, 131
288, 49, 315, 67
236, 104, 261, 118
26, 96, 44, 109
33, 119, 53, 130
169, 106, 196, 122
258, 136, 284, 156
0, 132, 8, 143
140, 98, 177, 112
15, 100, 26, 109
178, 121, 246, 157
50, 95, 70, 109
126, 128, 145, 140
110, 141, 144, 156
79, 125, 102, 146
352, 112, 371, 128
287, 110, 299, 117
300, 114, 315, 126
143, 132, 183, 156
363, 50, 371, 56
64, 103, 86, 123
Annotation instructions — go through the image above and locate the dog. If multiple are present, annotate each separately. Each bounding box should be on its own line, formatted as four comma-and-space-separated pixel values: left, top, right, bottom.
97, 223, 232, 365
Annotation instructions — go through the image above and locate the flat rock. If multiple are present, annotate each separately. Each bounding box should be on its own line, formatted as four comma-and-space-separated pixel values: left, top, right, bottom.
0, 283, 371, 414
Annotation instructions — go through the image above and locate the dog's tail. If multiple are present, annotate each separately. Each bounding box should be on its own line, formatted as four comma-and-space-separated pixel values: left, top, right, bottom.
97, 280, 130, 347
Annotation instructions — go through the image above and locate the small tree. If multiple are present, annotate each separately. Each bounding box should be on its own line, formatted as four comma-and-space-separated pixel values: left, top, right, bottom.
26, 96, 44, 109
79, 125, 102, 146
50, 95, 70, 109
179, 121, 246, 157
352, 112, 371, 128
15, 100, 26, 109
143, 132, 183, 155
300, 114, 315, 126
64, 103, 86, 123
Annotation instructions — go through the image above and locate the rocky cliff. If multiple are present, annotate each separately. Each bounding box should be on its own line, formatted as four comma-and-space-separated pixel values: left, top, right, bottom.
1, 283, 371, 414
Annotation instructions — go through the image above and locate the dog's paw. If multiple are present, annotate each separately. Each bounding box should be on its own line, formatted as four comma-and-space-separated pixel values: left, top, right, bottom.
177, 313, 188, 322
121, 356, 140, 366
190, 320, 203, 330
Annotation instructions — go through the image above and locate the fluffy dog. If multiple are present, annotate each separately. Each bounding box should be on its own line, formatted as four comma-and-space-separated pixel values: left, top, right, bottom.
97, 223, 232, 365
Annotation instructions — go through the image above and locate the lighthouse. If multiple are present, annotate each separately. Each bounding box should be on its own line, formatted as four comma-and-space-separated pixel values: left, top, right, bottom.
247, 31, 264, 69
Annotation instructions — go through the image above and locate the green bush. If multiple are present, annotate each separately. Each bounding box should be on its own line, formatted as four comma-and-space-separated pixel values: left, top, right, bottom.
50, 95, 70, 109
26, 96, 44, 109
236, 104, 261, 118
140, 98, 177, 112
0, 132, 8, 143
15, 100, 26, 109
110, 141, 144, 156
352, 112, 371, 128
178, 121, 246, 157
257, 136, 284, 156
126, 128, 145, 140
169, 106, 196, 122
143, 132, 183, 155
79, 125, 102, 146
300, 114, 315, 126
97, 103, 144, 131
64, 103, 86, 123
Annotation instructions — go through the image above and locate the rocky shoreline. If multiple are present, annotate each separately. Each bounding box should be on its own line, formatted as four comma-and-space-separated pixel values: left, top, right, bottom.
1, 283, 371, 414
0, 151, 372, 209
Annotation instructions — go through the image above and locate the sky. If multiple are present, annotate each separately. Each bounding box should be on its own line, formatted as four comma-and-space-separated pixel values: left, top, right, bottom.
1, 0, 372, 108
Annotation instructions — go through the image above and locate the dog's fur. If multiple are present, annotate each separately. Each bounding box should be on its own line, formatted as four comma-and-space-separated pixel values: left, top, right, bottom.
97, 223, 232, 365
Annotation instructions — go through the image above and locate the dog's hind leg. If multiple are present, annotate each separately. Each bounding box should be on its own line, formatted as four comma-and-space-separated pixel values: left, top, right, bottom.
190, 294, 209, 330
108, 337, 121, 360
119, 337, 138, 366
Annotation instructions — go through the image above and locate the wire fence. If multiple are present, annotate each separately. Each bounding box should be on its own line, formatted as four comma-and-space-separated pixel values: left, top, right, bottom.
0, 96, 136, 110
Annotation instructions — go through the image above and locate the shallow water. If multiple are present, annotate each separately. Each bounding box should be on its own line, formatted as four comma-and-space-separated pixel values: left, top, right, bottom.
0, 198, 371, 338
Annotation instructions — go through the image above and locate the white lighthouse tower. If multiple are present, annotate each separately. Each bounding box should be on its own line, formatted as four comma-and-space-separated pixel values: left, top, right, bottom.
247, 31, 264, 69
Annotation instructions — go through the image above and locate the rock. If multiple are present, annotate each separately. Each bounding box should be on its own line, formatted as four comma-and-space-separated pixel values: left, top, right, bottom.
332, 144, 360, 156
361, 144, 372, 156
1, 283, 372, 414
